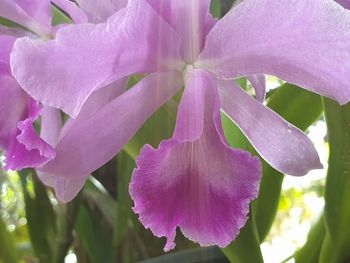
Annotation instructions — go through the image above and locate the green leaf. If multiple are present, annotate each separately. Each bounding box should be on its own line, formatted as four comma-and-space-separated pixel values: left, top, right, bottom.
75, 203, 115, 263
320, 99, 350, 263
19, 170, 56, 263
114, 151, 134, 244
253, 83, 322, 241
0, 17, 22, 28
222, 217, 263, 263
76, 179, 123, 262
222, 108, 263, 263
124, 99, 178, 158
294, 215, 325, 263
52, 196, 81, 263
0, 217, 19, 263
51, 5, 72, 26
210, 0, 222, 18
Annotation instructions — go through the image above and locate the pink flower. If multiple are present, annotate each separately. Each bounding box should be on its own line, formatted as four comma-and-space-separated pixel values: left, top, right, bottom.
10, 0, 350, 249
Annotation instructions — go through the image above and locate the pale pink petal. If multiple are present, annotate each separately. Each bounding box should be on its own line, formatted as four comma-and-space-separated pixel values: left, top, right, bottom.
218, 80, 322, 176
35, 106, 62, 188
38, 71, 183, 178
0, 26, 27, 38
146, 0, 215, 62
75, 0, 125, 22
37, 106, 86, 203
0, 74, 26, 149
0, 0, 52, 35
60, 78, 128, 136
11, 0, 183, 117
130, 69, 261, 251
198, 0, 350, 104
0, 35, 16, 66
36, 80, 126, 202
247, 75, 266, 102
111, 0, 128, 11
4, 99, 55, 170
52, 0, 88, 24
54, 176, 86, 202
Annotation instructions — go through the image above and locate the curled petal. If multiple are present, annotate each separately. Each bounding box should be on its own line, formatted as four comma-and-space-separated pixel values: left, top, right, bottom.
39, 71, 183, 178
247, 75, 266, 102
37, 170, 86, 203
0, 74, 54, 170
3, 98, 55, 170
198, 0, 350, 104
11, 0, 183, 117
37, 106, 86, 203
130, 69, 261, 251
54, 176, 86, 202
218, 80, 322, 176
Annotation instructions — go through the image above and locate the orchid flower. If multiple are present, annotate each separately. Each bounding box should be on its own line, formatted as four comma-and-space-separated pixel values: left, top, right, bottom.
0, 0, 129, 201
10, 0, 350, 250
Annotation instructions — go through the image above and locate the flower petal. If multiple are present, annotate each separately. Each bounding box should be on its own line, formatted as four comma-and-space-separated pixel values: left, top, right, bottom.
198, 0, 350, 104
146, 0, 215, 62
247, 75, 266, 102
130, 69, 261, 251
61, 78, 127, 135
37, 106, 86, 203
0, 25, 28, 38
0, 34, 54, 170
11, 0, 183, 117
4, 98, 55, 170
0, 0, 52, 35
39, 71, 183, 178
0, 74, 26, 149
54, 176, 86, 202
218, 80, 322, 176
75, 0, 126, 22
0, 35, 16, 66
51, 0, 88, 24
39, 79, 126, 202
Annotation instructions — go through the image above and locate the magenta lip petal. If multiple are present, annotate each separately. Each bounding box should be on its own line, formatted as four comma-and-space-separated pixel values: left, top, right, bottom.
130, 69, 261, 251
